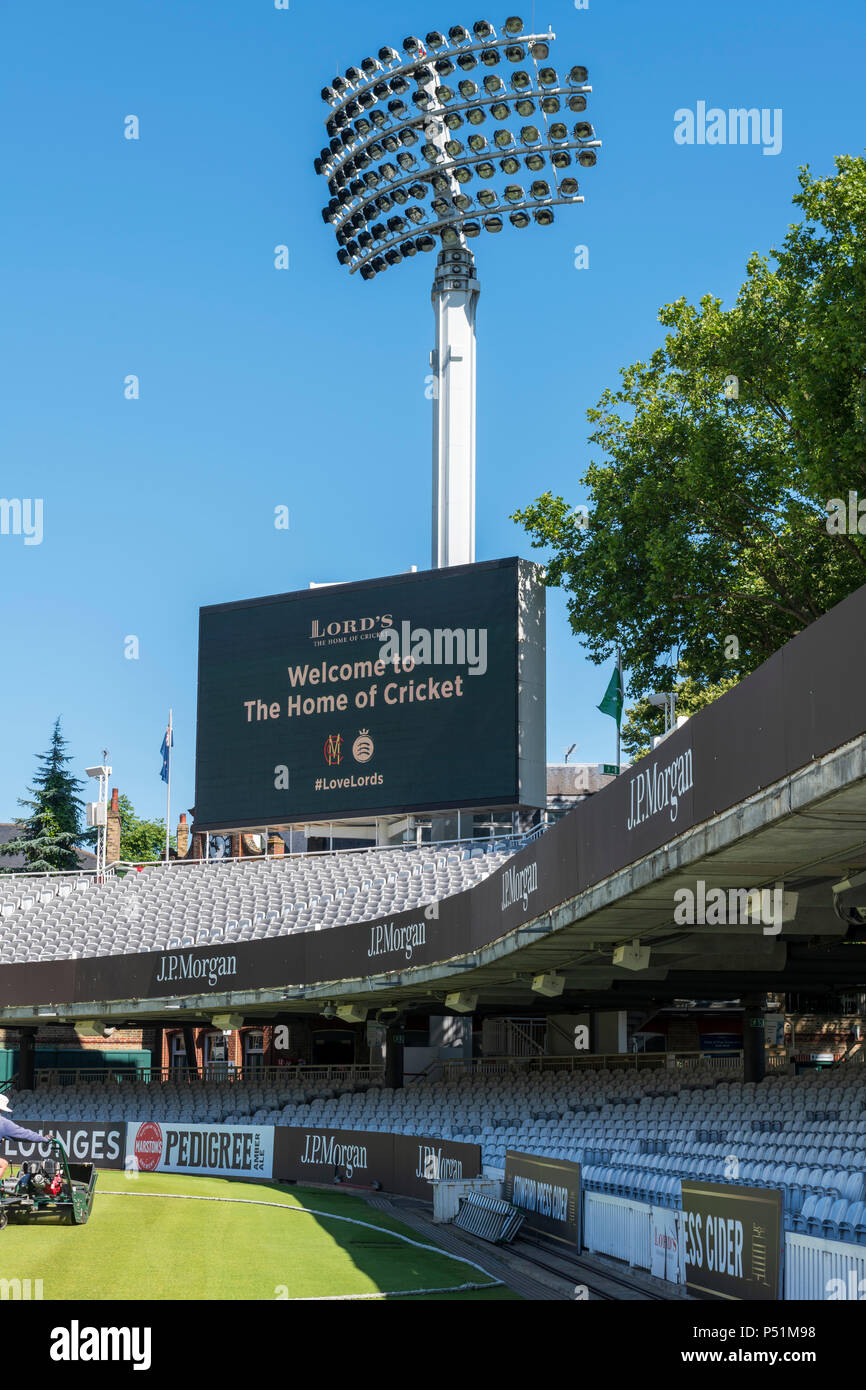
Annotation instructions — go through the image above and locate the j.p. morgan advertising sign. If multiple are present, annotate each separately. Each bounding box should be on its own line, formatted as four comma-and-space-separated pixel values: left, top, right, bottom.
504, 1151, 581, 1248
682, 1181, 782, 1300
273, 1128, 481, 1200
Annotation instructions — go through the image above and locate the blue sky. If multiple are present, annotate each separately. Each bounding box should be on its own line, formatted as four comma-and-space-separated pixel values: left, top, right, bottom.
1, 0, 863, 824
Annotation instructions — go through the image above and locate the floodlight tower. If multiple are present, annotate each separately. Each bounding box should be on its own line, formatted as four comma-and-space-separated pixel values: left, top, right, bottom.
315, 16, 600, 568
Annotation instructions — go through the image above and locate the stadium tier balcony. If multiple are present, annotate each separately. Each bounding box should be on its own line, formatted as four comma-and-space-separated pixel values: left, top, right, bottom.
7, 1061, 866, 1244
0, 838, 519, 964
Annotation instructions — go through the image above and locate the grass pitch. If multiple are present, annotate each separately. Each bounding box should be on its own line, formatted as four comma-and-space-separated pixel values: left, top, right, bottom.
0, 1171, 519, 1301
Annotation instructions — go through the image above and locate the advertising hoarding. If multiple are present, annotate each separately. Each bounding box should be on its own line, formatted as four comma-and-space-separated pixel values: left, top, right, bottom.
682, 1180, 783, 1300
503, 1150, 581, 1247
126, 1122, 274, 1180
1, 1121, 126, 1169
194, 557, 546, 830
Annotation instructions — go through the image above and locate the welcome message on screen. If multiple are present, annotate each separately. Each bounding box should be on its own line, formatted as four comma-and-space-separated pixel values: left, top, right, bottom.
193, 559, 526, 830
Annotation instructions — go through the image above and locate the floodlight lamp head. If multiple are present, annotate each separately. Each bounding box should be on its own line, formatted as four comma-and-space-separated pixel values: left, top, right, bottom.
314, 18, 600, 278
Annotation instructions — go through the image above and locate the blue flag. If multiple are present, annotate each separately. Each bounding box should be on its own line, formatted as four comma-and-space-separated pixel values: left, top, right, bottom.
160, 728, 173, 783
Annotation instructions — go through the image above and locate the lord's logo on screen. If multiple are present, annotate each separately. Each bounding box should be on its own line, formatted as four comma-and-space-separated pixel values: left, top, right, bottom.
310, 613, 393, 641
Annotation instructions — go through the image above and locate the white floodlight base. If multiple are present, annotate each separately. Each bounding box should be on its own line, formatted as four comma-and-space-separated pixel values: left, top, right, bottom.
431, 245, 479, 569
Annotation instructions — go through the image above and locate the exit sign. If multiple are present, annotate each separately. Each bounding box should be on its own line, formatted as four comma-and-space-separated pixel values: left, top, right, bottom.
599, 764, 620, 777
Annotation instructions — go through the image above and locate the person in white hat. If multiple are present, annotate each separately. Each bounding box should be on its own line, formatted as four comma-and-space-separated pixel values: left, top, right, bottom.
0, 1094, 52, 1183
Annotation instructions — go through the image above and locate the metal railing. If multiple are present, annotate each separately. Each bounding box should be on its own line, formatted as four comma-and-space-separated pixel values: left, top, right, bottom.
484, 1019, 548, 1057
20, 1064, 385, 1090
0, 826, 544, 885
439, 1051, 745, 1079
110, 828, 539, 874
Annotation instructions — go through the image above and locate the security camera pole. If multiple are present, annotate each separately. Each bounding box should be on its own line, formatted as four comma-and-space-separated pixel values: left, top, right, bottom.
315, 17, 601, 570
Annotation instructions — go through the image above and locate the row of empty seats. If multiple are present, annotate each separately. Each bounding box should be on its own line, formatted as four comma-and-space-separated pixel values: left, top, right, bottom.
0, 838, 522, 963
9, 1061, 866, 1243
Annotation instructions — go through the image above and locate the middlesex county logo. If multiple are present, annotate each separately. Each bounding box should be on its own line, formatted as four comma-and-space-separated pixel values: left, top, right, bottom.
323, 733, 343, 766
133, 1121, 163, 1172
352, 729, 374, 763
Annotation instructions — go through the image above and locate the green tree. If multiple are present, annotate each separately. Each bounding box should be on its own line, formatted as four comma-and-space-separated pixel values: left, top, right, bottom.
117, 794, 173, 862
513, 154, 866, 724
621, 672, 739, 763
0, 718, 89, 873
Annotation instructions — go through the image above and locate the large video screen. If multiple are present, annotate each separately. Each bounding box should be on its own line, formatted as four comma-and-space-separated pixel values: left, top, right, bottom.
193, 557, 545, 831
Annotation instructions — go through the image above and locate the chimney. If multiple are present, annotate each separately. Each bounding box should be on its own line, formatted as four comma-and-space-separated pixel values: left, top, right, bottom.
106, 787, 122, 864
176, 813, 189, 859
268, 833, 285, 858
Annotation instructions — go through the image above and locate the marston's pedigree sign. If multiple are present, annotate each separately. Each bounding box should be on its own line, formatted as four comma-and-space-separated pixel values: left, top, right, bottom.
127, 1122, 273, 1179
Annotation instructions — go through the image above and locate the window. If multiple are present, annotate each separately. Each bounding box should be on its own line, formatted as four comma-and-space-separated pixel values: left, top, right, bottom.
244, 1030, 265, 1071
203, 1031, 233, 1079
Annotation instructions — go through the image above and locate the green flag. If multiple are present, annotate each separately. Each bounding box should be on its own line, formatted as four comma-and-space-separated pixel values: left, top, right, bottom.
597, 664, 623, 726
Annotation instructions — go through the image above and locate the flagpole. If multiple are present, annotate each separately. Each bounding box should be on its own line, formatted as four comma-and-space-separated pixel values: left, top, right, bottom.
616, 649, 622, 774
165, 709, 173, 863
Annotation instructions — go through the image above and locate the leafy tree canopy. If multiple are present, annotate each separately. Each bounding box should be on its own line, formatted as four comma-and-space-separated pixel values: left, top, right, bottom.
117, 794, 173, 863
513, 155, 866, 744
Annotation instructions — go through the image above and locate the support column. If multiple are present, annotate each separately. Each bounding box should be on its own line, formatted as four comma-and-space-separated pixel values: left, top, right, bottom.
182, 1025, 199, 1080
18, 1028, 36, 1090
431, 246, 480, 568
150, 1024, 164, 1081
742, 1000, 766, 1083
384, 1025, 404, 1090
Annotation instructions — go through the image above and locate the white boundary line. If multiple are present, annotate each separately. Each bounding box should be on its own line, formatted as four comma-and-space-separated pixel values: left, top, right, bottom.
98, 1189, 503, 1292
292, 1283, 497, 1299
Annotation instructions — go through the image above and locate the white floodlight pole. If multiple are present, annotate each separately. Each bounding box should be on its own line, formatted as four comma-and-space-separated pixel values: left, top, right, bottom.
431, 246, 479, 568
85, 763, 112, 882
420, 65, 480, 570
317, 26, 597, 573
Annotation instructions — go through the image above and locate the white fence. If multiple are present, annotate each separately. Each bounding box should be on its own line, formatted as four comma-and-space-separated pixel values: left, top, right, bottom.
583, 1190, 866, 1299
784, 1232, 866, 1300
584, 1192, 655, 1271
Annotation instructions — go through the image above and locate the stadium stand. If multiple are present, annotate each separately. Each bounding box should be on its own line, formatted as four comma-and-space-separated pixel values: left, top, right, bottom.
0, 838, 519, 963
9, 1062, 866, 1245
